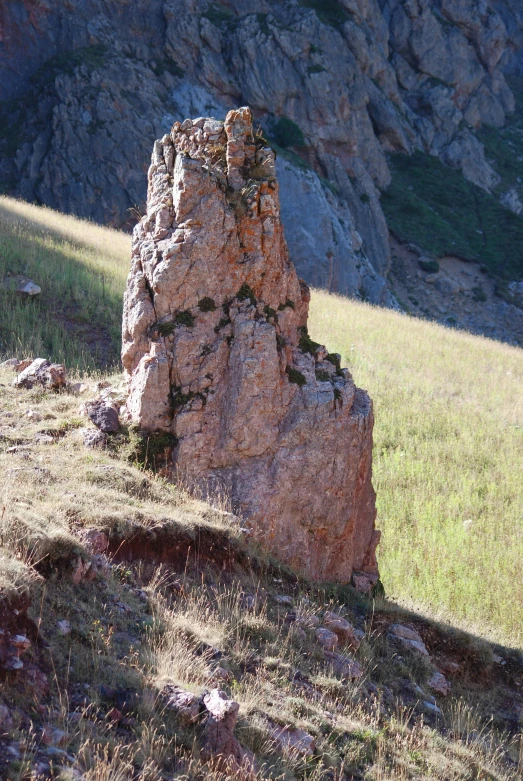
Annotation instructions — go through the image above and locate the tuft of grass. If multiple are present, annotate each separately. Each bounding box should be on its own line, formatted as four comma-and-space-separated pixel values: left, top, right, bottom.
198, 297, 216, 312
309, 291, 523, 647
298, 325, 321, 356
286, 366, 307, 386
236, 283, 257, 306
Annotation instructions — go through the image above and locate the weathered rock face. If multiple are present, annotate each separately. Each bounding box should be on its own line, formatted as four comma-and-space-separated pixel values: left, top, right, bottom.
122, 108, 379, 584
2, 0, 523, 306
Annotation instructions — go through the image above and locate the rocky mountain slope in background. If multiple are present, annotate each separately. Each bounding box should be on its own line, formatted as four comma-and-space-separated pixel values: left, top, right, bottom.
1, 0, 523, 327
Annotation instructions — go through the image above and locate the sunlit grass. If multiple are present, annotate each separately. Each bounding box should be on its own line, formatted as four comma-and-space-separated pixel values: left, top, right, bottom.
309, 291, 523, 647
0, 196, 130, 370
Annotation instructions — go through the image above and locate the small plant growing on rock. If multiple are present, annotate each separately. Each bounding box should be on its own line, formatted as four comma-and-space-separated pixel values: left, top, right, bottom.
236, 283, 257, 306
278, 299, 295, 311
174, 310, 196, 327
264, 305, 277, 320
298, 326, 321, 356
198, 297, 216, 312
123, 425, 178, 471
286, 366, 307, 386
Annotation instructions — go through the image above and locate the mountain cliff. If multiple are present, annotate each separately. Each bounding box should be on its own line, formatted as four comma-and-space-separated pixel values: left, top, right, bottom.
2, 0, 523, 311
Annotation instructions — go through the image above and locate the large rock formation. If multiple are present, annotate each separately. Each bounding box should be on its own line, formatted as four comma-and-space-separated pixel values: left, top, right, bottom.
122, 107, 379, 584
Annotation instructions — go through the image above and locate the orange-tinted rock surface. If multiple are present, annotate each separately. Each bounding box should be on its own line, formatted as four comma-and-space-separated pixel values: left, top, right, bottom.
122, 107, 379, 584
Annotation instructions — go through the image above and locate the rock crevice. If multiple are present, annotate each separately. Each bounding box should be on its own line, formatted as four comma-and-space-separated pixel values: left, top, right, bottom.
123, 107, 379, 584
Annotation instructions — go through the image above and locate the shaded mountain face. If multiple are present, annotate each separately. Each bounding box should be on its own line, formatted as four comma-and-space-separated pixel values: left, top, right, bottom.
1, 0, 523, 305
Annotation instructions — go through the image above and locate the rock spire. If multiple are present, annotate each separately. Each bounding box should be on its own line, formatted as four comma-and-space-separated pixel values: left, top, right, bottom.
122, 107, 379, 586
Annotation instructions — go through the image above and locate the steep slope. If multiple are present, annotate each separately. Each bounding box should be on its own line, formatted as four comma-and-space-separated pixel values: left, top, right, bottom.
2, 0, 523, 307
1, 364, 523, 780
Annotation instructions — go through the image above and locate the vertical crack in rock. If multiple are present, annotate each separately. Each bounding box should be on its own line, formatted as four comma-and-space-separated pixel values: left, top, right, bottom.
122, 107, 380, 585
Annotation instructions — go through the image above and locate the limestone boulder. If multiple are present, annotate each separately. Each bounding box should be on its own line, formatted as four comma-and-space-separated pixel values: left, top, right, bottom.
123, 107, 379, 584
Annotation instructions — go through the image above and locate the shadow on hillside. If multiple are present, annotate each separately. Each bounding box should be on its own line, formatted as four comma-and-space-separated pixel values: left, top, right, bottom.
0, 204, 124, 370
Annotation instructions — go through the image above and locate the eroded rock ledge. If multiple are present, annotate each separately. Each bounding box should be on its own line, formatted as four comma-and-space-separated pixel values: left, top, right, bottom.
122, 107, 379, 585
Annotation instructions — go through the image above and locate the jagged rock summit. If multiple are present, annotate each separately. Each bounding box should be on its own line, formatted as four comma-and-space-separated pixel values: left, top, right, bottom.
122, 107, 379, 585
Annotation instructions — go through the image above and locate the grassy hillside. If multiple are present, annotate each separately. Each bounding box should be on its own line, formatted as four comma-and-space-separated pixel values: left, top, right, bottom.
0, 199, 523, 778
309, 294, 523, 648
1, 196, 522, 648
1, 368, 522, 780
0, 196, 130, 371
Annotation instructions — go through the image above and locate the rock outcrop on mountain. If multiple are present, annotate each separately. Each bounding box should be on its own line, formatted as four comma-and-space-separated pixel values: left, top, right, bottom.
2, 0, 523, 306
122, 107, 380, 585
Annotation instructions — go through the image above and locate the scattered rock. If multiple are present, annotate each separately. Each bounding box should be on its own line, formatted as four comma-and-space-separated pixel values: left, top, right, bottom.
81, 428, 107, 449
34, 434, 54, 445
438, 659, 460, 676
268, 722, 316, 757
13, 359, 66, 391
70, 557, 92, 585
324, 650, 364, 680
352, 571, 379, 595
500, 188, 523, 216
387, 624, 429, 656
41, 727, 68, 747
435, 275, 462, 296
423, 701, 442, 716
316, 627, 339, 652
0, 358, 22, 370
299, 614, 320, 629
323, 611, 361, 649
0, 703, 13, 731
85, 401, 120, 433
274, 595, 293, 606
81, 529, 109, 555
213, 666, 233, 683
3, 275, 41, 297
106, 707, 122, 723
57, 620, 71, 636
69, 382, 90, 395
200, 689, 254, 774
428, 672, 451, 697
161, 685, 201, 725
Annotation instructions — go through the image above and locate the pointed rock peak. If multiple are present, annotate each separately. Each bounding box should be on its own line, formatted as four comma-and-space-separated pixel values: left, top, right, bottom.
122, 107, 379, 585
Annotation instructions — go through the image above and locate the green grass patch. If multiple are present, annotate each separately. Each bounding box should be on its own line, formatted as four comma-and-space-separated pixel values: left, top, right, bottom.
381, 151, 523, 279
310, 292, 523, 646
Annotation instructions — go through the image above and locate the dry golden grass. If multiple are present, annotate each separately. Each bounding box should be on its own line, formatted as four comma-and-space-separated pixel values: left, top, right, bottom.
0, 196, 130, 265
309, 291, 523, 647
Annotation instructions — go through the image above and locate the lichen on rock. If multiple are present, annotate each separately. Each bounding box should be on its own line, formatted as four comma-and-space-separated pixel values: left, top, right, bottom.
122, 107, 379, 584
